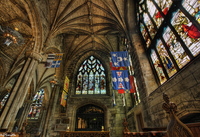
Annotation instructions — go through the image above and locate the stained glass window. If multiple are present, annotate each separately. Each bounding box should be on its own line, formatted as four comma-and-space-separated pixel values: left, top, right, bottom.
155, 0, 173, 15
171, 10, 200, 56
76, 56, 106, 95
28, 89, 44, 119
143, 13, 157, 39
147, 0, 163, 27
163, 26, 190, 68
0, 93, 10, 112
156, 39, 177, 77
138, 0, 200, 85
140, 23, 151, 47
151, 50, 167, 84
182, 0, 200, 24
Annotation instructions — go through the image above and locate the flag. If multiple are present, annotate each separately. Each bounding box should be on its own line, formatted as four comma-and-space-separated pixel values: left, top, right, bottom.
111, 51, 130, 67
110, 62, 126, 70
63, 76, 69, 94
111, 70, 131, 91
60, 90, 67, 107
60, 76, 69, 107
129, 75, 136, 93
112, 90, 116, 107
45, 53, 63, 68
118, 89, 125, 94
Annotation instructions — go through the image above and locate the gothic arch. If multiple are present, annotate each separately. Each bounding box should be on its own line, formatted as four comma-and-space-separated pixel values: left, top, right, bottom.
70, 52, 111, 96
72, 100, 108, 131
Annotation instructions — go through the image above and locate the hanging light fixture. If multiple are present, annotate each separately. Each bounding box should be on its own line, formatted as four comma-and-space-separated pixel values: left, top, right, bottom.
0, 25, 25, 46
50, 79, 57, 87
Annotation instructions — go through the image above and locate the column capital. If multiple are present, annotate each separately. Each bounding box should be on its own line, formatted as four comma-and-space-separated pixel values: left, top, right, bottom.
26, 51, 43, 62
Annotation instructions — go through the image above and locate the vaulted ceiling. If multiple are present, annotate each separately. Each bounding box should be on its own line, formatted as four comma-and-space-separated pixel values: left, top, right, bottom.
0, 0, 137, 88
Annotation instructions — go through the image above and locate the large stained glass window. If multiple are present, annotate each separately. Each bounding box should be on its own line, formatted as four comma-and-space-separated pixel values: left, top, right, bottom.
151, 50, 167, 84
76, 56, 106, 95
171, 10, 200, 56
28, 89, 44, 119
139, 0, 200, 85
163, 26, 190, 68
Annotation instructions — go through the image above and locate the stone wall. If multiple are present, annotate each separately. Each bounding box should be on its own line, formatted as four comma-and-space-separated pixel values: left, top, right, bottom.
48, 90, 127, 137
126, 56, 200, 131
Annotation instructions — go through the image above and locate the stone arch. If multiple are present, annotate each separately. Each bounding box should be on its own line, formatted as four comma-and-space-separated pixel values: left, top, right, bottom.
177, 108, 200, 123
70, 52, 112, 96
71, 99, 108, 131
179, 112, 200, 124
21, 0, 43, 52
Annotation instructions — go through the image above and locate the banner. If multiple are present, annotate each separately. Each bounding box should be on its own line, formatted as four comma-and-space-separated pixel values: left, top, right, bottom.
60, 91, 67, 107
46, 53, 63, 68
111, 51, 130, 67
129, 75, 136, 93
111, 70, 131, 91
60, 76, 69, 107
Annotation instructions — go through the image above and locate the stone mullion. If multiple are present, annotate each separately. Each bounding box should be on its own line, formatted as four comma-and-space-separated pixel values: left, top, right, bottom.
0, 58, 31, 127
3, 58, 38, 130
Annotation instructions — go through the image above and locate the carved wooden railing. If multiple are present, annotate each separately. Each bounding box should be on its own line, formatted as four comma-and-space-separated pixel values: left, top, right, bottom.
60, 131, 110, 137
123, 93, 199, 137
162, 93, 194, 137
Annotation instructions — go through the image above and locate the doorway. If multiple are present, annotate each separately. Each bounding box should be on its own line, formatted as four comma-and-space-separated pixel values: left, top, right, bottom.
75, 104, 104, 131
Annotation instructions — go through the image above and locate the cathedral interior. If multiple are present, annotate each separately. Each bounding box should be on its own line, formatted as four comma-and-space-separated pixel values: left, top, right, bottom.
0, 0, 200, 137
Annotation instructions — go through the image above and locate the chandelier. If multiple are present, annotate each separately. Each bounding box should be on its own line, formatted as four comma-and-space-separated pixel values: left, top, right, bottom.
0, 25, 25, 46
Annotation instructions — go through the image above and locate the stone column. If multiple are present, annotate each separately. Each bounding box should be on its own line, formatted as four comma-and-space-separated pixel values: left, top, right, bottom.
41, 85, 60, 137
17, 100, 32, 130
47, 85, 61, 135
0, 52, 42, 130
0, 58, 31, 128
126, 0, 158, 96
38, 106, 47, 136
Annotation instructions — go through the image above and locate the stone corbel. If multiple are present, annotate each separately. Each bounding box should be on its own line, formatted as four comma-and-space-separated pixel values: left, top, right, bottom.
26, 51, 43, 62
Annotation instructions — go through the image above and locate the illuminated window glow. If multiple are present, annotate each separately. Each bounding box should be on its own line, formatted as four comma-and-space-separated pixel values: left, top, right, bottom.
163, 27, 190, 68
171, 10, 200, 56
76, 56, 106, 95
151, 50, 167, 84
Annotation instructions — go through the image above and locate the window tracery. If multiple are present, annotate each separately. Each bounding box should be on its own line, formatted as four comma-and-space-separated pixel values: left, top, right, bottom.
139, 0, 200, 85
76, 56, 106, 95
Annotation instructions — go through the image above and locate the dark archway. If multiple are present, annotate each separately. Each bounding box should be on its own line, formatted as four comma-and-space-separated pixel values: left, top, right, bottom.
75, 104, 104, 131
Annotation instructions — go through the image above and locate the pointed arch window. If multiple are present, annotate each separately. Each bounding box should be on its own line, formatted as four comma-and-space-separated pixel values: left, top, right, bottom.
76, 56, 106, 95
28, 89, 44, 119
0, 93, 10, 112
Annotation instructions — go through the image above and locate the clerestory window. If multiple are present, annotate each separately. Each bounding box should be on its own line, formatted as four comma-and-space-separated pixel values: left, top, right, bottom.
76, 56, 106, 95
